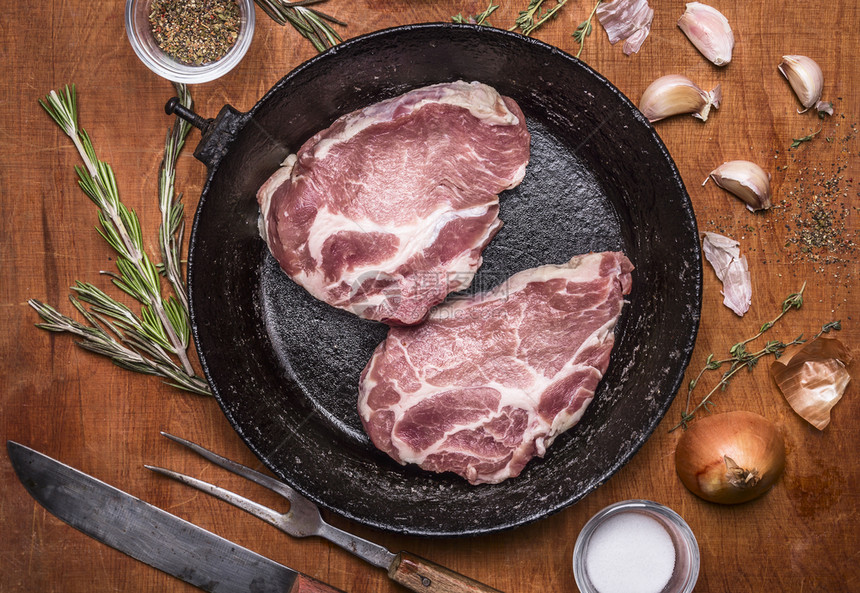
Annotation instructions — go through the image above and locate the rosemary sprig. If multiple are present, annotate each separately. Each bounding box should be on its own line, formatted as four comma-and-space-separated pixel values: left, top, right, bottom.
254, 0, 345, 52
790, 128, 821, 149
669, 283, 814, 432
453, 2, 499, 25
511, 0, 570, 36
29, 296, 208, 395
30, 84, 211, 396
159, 82, 192, 311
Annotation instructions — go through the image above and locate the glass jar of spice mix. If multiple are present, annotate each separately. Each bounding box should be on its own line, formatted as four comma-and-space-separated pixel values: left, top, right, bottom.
125, 0, 255, 83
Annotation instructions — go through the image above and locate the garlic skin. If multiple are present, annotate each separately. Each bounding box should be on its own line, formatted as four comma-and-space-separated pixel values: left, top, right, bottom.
639, 74, 722, 122
677, 2, 734, 66
597, 0, 655, 55
701, 232, 751, 317
704, 160, 772, 211
778, 55, 828, 113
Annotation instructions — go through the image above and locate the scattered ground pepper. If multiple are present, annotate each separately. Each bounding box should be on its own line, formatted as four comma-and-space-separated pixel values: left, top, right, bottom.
705, 105, 857, 299
149, 0, 240, 66
774, 117, 857, 273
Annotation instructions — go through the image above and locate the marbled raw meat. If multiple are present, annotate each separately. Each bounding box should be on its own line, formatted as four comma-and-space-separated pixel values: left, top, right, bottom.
257, 81, 531, 325
358, 251, 634, 484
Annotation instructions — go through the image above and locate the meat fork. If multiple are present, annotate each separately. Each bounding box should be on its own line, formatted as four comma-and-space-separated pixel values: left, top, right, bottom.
147, 432, 503, 593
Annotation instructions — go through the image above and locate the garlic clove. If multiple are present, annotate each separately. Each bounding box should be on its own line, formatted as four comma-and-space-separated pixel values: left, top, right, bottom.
639, 74, 721, 123
778, 55, 826, 113
677, 2, 734, 66
704, 160, 772, 211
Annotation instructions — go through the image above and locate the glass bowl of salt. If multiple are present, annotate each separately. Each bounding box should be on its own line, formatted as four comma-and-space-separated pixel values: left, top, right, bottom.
573, 500, 699, 593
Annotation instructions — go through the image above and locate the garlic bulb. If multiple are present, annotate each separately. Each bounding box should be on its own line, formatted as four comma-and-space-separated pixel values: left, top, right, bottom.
778, 55, 831, 114
704, 160, 772, 211
639, 75, 722, 122
677, 2, 734, 66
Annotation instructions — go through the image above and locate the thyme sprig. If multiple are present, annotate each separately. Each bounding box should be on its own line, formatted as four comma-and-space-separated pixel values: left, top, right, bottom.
510, 0, 570, 36
30, 84, 210, 396
572, 0, 601, 58
254, 0, 345, 52
453, 2, 499, 25
670, 282, 820, 432
790, 128, 821, 149
733, 282, 806, 351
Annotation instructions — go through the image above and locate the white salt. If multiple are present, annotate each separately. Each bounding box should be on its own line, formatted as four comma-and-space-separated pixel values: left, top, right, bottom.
585, 511, 676, 593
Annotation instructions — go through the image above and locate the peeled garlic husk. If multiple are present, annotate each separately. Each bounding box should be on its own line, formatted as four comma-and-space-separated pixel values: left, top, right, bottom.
597, 0, 655, 56
778, 55, 828, 113
639, 75, 722, 122
677, 2, 734, 66
701, 232, 751, 317
704, 160, 772, 211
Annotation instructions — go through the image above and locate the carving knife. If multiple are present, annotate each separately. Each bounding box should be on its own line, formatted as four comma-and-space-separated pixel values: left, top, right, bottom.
7, 440, 347, 593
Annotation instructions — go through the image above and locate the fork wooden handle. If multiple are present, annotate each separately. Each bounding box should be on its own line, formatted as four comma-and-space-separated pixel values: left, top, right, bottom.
389, 551, 503, 593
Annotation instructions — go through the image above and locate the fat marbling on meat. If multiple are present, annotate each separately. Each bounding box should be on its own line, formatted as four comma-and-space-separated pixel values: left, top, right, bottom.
257, 81, 531, 325
358, 251, 634, 485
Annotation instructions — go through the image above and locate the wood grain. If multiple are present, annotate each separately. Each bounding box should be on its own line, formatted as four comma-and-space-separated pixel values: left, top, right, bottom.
292, 574, 350, 593
1, 2, 857, 592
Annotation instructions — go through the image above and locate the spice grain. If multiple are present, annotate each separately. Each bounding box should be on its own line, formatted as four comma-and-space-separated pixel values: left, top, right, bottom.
149, 0, 240, 66
705, 111, 856, 293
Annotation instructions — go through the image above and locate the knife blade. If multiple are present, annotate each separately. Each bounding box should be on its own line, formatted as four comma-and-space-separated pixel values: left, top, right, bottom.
7, 441, 347, 593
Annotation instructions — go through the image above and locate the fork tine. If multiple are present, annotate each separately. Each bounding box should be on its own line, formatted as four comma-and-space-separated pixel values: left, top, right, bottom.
152, 434, 398, 570
145, 465, 290, 533
159, 431, 300, 503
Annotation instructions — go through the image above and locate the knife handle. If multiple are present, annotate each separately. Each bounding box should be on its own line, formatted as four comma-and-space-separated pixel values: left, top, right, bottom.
388, 551, 503, 593
289, 573, 349, 593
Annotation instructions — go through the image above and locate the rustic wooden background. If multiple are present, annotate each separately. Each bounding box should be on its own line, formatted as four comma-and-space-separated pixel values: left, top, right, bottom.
1, 1, 857, 592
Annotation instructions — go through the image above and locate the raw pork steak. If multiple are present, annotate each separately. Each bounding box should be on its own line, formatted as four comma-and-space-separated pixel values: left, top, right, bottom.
257, 81, 531, 325
358, 252, 634, 484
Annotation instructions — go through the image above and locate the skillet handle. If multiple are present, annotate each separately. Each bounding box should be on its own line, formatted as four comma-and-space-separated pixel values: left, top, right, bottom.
165, 97, 250, 169
389, 552, 504, 593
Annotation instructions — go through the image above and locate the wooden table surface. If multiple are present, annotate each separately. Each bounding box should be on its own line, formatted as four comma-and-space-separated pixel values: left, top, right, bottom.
2, 1, 858, 592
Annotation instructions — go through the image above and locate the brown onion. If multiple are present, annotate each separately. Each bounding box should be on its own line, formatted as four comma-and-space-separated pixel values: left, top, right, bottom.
675, 411, 786, 504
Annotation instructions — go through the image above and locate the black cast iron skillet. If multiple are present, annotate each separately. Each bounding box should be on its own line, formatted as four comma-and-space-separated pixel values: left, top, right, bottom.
174, 23, 702, 537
